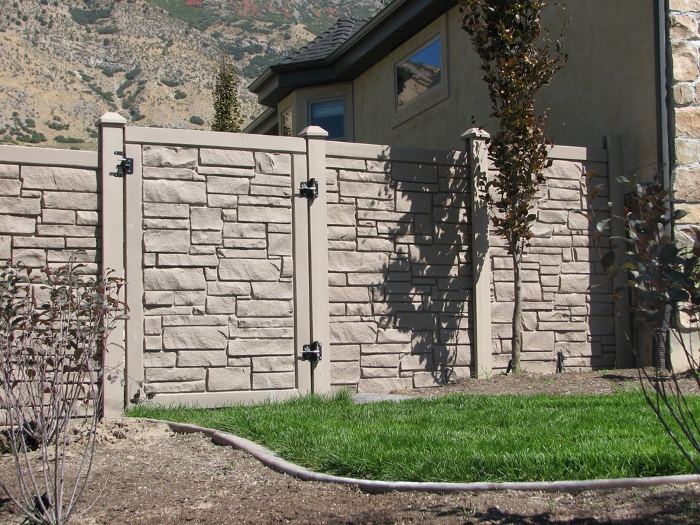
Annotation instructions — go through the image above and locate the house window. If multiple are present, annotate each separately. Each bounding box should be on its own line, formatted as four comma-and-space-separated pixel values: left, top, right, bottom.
309, 99, 345, 140
396, 37, 442, 109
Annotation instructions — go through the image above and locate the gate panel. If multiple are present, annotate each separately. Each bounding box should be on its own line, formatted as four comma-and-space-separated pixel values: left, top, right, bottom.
123, 130, 305, 408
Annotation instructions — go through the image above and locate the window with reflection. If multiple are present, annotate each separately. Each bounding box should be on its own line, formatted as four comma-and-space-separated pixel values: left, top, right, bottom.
396, 38, 442, 109
310, 99, 345, 140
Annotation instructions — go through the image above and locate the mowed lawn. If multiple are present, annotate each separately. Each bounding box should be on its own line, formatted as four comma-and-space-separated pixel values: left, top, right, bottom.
129, 392, 700, 483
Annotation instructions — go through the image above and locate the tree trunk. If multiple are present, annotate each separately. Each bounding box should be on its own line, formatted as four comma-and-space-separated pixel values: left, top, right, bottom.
512, 248, 523, 373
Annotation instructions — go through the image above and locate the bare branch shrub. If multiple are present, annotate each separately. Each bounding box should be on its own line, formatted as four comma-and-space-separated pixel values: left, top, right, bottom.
586, 173, 700, 472
0, 257, 125, 524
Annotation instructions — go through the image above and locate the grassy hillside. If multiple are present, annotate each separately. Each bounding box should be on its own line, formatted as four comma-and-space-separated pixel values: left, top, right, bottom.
0, 0, 383, 150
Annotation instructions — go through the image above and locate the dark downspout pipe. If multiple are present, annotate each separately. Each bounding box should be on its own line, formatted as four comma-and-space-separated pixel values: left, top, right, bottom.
654, 0, 673, 369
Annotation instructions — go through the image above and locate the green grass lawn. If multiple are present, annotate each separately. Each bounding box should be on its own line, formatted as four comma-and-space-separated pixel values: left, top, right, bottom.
128, 392, 700, 483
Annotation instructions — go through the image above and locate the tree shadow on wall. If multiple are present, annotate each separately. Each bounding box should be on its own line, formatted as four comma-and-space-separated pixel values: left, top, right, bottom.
351, 145, 475, 388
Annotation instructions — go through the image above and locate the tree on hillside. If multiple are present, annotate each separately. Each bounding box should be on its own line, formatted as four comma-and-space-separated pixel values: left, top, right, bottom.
212, 53, 243, 133
461, 0, 567, 372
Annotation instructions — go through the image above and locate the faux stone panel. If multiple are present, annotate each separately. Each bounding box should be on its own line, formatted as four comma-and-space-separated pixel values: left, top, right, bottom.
143, 146, 197, 168
219, 259, 281, 281
252, 372, 295, 390
144, 180, 206, 205
208, 367, 251, 391
200, 149, 255, 167
144, 268, 206, 291
21, 167, 97, 192
162, 326, 228, 351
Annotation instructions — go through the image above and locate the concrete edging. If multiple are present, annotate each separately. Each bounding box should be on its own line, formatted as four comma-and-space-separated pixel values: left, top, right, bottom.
138, 418, 700, 493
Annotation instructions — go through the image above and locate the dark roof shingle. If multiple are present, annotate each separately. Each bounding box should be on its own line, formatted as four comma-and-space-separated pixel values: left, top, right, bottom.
283, 16, 369, 64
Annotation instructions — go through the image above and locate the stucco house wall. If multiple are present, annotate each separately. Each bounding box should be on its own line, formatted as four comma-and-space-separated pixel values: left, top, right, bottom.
279, 2, 659, 179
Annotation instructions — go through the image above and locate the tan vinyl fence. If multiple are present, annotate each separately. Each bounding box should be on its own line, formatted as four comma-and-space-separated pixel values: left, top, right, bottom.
0, 113, 623, 415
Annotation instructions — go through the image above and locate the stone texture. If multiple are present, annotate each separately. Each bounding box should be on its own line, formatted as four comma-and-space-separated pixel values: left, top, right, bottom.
144, 268, 206, 291
143, 167, 196, 180
162, 326, 228, 350
206, 296, 237, 314
143, 146, 198, 168
237, 300, 293, 317
21, 167, 97, 192
357, 377, 412, 393
0, 164, 19, 178
676, 139, 700, 165
144, 180, 206, 205
178, 351, 228, 367
255, 152, 291, 174
673, 83, 695, 106
671, 14, 700, 40
208, 367, 251, 391
0, 179, 21, 196
0, 236, 9, 259
206, 176, 250, 195
145, 368, 206, 382
219, 259, 281, 281
237, 206, 291, 224
251, 282, 293, 300
675, 165, 700, 201
191, 207, 223, 231
144, 352, 177, 368
228, 339, 294, 356
143, 230, 190, 253
671, 0, 700, 10
0, 215, 35, 234
253, 372, 295, 390
330, 322, 377, 344
200, 149, 255, 167
0, 197, 40, 215
328, 252, 388, 272
253, 355, 295, 372
331, 361, 360, 384
676, 106, 700, 138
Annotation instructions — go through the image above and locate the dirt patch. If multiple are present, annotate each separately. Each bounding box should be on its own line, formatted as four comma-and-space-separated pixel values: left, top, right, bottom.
2, 370, 700, 525
395, 368, 700, 397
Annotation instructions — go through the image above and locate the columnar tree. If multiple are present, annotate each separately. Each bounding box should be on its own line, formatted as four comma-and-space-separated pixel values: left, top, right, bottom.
212, 53, 243, 133
461, 0, 567, 372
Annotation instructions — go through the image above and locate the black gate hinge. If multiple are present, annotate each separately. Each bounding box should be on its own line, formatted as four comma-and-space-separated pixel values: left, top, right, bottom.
299, 178, 318, 200
110, 151, 133, 178
302, 341, 322, 362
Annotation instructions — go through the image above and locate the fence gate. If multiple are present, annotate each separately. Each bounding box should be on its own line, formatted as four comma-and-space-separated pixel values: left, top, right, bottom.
100, 115, 331, 415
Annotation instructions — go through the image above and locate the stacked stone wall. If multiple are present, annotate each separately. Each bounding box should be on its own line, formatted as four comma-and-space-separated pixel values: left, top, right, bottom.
489, 160, 615, 372
138, 145, 296, 395
326, 153, 473, 393
670, 1, 700, 241
0, 154, 100, 274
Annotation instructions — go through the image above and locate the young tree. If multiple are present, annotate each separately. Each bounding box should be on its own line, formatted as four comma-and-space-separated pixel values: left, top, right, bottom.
212, 53, 243, 133
461, 0, 567, 372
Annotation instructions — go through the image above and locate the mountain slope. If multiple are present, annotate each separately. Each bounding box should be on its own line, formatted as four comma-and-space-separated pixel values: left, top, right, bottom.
0, 0, 383, 150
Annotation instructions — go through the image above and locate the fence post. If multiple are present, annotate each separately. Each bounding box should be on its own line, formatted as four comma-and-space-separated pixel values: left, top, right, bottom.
299, 126, 331, 393
462, 129, 493, 378
607, 134, 634, 367
124, 140, 144, 408
99, 112, 127, 417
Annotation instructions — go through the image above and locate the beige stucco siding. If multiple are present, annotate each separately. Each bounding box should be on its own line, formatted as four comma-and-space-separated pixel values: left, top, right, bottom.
353, 1, 658, 173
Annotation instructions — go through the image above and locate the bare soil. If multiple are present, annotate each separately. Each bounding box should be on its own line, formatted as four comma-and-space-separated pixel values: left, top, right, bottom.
2, 369, 700, 525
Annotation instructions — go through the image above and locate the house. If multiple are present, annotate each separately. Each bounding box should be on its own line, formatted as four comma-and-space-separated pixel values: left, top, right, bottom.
247, 0, 666, 186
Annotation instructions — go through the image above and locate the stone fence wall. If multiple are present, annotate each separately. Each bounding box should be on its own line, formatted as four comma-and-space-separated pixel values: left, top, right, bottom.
0, 146, 100, 274
0, 115, 621, 413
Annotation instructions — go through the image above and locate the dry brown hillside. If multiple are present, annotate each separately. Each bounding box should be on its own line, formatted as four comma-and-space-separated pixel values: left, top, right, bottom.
0, 0, 382, 150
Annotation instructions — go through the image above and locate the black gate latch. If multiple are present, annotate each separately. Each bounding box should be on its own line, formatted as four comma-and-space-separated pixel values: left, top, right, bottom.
302, 341, 322, 362
110, 151, 133, 178
299, 179, 318, 199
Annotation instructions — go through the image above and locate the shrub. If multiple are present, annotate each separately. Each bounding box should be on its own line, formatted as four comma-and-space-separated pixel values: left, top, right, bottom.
54, 135, 84, 144
174, 89, 187, 100
68, 7, 111, 25
97, 25, 119, 35
0, 259, 125, 525
125, 67, 141, 80
189, 115, 204, 126
160, 77, 180, 87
